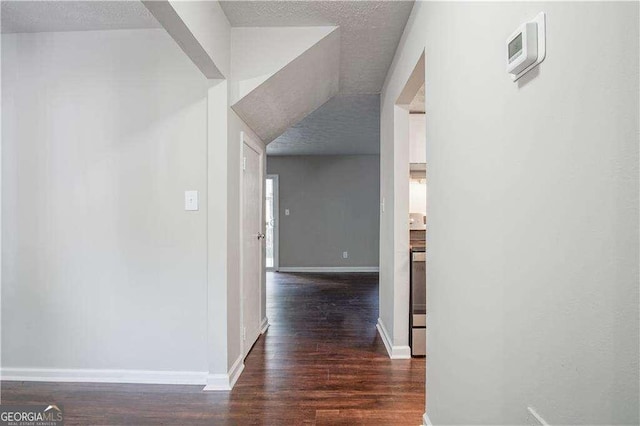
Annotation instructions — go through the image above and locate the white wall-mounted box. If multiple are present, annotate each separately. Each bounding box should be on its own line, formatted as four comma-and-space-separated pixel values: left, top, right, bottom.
506, 12, 546, 81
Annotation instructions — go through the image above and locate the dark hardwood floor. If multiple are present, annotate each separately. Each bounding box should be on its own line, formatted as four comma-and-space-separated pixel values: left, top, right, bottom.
1, 272, 425, 425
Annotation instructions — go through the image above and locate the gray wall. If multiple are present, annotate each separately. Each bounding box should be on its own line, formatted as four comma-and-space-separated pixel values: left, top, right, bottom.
267, 155, 379, 269
381, 2, 639, 424
2, 29, 209, 374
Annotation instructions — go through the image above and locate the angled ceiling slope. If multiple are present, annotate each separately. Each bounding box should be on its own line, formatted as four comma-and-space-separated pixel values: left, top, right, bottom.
230, 26, 337, 105
220, 1, 414, 94
223, 1, 414, 155
231, 28, 340, 144
143, 0, 229, 79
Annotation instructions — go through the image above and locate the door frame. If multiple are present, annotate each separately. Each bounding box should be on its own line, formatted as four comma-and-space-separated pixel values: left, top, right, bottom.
381, 50, 426, 360
239, 131, 265, 359
266, 174, 279, 272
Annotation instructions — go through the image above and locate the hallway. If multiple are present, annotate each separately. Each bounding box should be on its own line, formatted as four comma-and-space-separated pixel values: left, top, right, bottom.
237, 272, 425, 424
1, 273, 425, 425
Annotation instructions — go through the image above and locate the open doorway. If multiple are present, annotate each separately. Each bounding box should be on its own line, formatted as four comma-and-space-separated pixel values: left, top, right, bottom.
408, 94, 426, 357
394, 52, 426, 358
265, 175, 279, 271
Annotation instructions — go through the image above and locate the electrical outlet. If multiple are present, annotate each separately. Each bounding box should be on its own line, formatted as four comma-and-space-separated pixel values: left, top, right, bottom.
526, 407, 548, 426
185, 190, 198, 211
343, 251, 348, 259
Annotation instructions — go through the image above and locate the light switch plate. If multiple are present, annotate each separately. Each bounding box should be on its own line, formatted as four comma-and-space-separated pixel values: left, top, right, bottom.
285, 209, 290, 216
185, 190, 198, 211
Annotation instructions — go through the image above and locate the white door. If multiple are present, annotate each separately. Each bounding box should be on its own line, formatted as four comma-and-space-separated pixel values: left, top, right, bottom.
242, 136, 263, 357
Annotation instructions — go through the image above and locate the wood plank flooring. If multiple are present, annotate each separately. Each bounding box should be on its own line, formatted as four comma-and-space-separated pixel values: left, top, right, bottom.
1, 272, 425, 425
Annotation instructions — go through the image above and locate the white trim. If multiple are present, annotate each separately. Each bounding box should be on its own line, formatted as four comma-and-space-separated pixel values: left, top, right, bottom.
203, 373, 233, 391
203, 354, 245, 391
376, 318, 411, 359
527, 407, 550, 426
266, 174, 279, 271
1, 368, 207, 385
227, 355, 245, 389
260, 317, 270, 334
376, 318, 393, 357
423, 413, 432, 426
392, 345, 411, 359
278, 267, 379, 273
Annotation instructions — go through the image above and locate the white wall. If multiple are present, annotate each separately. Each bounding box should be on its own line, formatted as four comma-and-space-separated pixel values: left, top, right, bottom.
0, 14, 270, 389
381, 2, 639, 424
409, 180, 426, 215
409, 113, 426, 163
205, 79, 234, 383
2, 29, 210, 376
185, 6, 271, 384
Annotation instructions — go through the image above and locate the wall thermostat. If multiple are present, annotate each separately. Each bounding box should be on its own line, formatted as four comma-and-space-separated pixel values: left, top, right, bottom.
506, 12, 546, 81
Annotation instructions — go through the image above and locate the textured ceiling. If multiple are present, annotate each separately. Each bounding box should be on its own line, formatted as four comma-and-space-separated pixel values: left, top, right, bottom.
220, 1, 414, 95
222, 1, 412, 155
1, 1, 161, 33
231, 26, 336, 104
233, 28, 340, 143
267, 94, 380, 156
2, 1, 411, 156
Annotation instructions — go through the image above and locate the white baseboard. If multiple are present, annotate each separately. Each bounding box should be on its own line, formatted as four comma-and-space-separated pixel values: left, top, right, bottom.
260, 317, 269, 334
277, 266, 379, 273
0, 367, 207, 385
376, 318, 393, 356
203, 354, 244, 391
392, 345, 411, 359
227, 355, 244, 389
376, 318, 411, 359
423, 413, 432, 425
2, 359, 247, 391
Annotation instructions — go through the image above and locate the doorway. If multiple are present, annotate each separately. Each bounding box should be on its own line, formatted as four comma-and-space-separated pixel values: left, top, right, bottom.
241, 132, 265, 358
265, 175, 279, 271
393, 51, 426, 358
